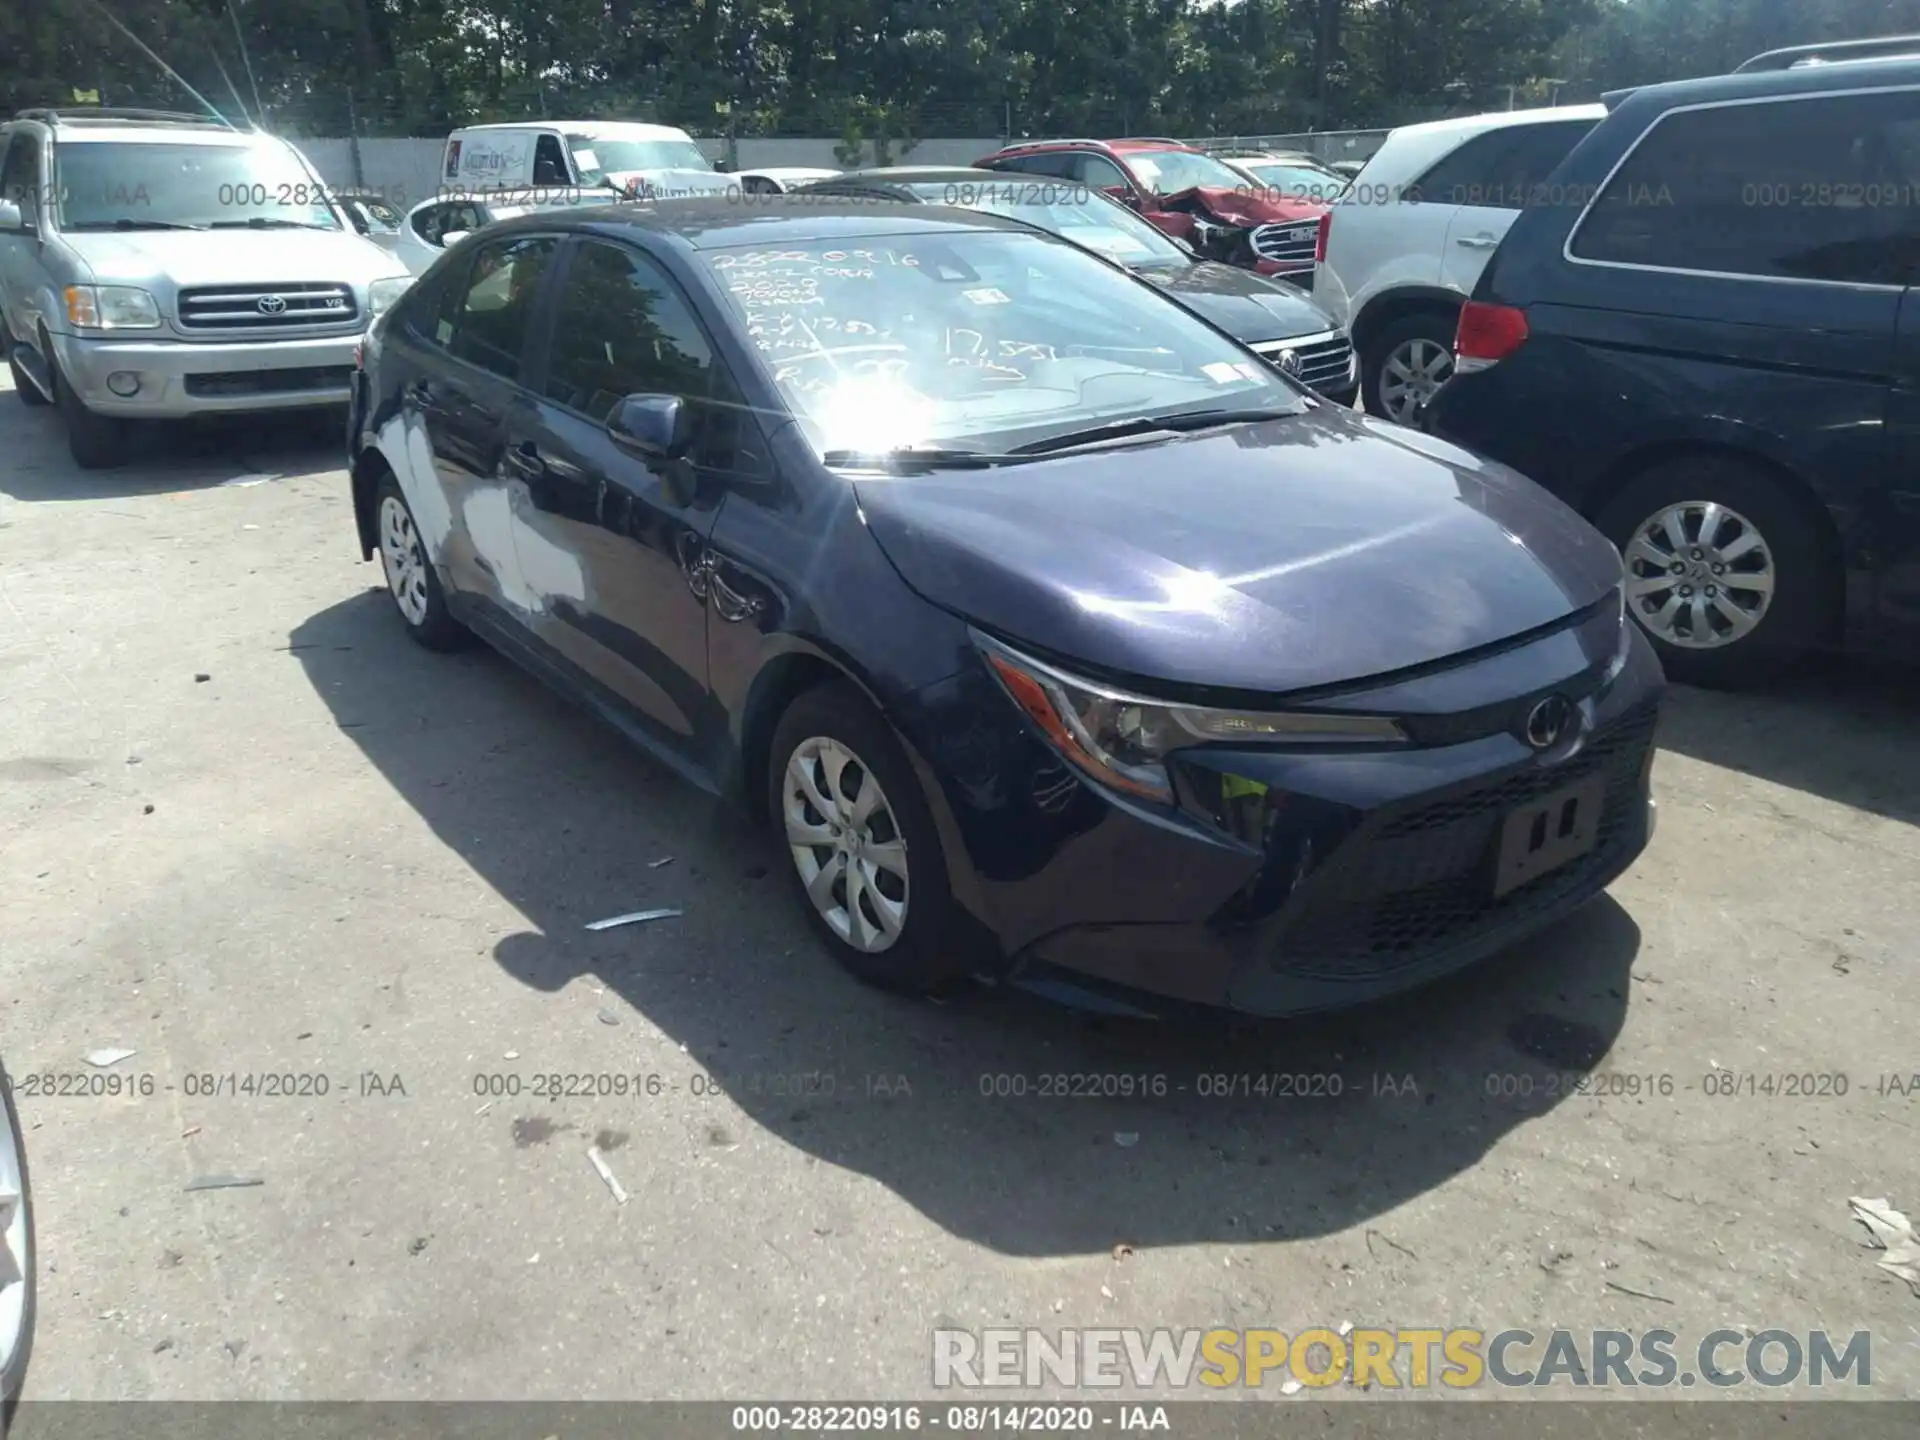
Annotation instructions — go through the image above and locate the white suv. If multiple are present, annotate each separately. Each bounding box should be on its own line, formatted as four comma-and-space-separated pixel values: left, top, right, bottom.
1313, 105, 1604, 422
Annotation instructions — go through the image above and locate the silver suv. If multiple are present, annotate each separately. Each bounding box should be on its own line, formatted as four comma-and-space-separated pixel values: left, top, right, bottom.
0, 107, 413, 468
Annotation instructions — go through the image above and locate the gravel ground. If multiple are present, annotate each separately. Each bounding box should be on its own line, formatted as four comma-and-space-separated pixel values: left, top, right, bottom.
1, 374, 1917, 1403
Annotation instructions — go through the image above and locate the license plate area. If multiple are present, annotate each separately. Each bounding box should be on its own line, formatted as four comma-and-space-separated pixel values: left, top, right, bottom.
1492, 776, 1607, 898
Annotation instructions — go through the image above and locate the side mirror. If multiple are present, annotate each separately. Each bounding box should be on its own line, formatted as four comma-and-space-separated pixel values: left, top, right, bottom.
607, 393, 697, 503
0, 199, 28, 233
440, 229, 471, 246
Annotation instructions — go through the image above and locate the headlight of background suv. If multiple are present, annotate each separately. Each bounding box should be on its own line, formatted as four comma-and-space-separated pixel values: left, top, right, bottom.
975, 631, 1407, 805
64, 285, 160, 330
367, 276, 411, 316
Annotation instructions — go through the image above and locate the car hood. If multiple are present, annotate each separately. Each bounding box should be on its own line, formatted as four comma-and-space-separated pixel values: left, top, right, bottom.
1138, 260, 1338, 344
854, 411, 1623, 695
59, 228, 406, 287
1168, 185, 1324, 226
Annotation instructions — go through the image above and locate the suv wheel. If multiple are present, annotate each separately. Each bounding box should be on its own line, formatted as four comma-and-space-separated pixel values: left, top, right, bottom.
50, 351, 130, 469
1596, 456, 1826, 687
2, 332, 47, 409
375, 475, 469, 651
769, 683, 971, 995
1362, 312, 1456, 424
1, 1059, 35, 1423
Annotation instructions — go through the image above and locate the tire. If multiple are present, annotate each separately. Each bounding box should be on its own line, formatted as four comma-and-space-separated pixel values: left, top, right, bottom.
769, 682, 971, 994
1, 1061, 35, 1422
1360, 310, 1457, 424
1594, 455, 1828, 688
2, 331, 47, 409
50, 350, 129, 469
374, 473, 469, 651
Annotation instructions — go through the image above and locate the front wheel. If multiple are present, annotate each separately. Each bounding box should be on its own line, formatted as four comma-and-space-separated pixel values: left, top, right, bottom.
1, 1061, 35, 1423
769, 683, 972, 994
52, 353, 129, 469
1595, 456, 1827, 687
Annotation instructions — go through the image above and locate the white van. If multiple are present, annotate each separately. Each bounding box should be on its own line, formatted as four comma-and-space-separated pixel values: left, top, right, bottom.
440, 121, 732, 200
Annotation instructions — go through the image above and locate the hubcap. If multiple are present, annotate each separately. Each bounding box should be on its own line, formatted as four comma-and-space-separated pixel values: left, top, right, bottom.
782, 736, 909, 954
378, 494, 431, 627
0, 1083, 29, 1379
1623, 500, 1775, 650
1377, 337, 1453, 423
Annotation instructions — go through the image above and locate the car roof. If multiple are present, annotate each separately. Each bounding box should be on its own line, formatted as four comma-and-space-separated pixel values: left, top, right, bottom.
450, 120, 692, 139
485, 195, 1042, 248
821, 166, 1002, 186
1604, 50, 1920, 115
1385, 103, 1608, 144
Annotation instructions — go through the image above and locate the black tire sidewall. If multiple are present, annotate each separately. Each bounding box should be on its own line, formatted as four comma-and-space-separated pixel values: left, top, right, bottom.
373, 474, 468, 651
1361, 310, 1458, 423
1596, 457, 1826, 686
51, 352, 128, 469
0, 1063, 34, 1414
768, 683, 966, 993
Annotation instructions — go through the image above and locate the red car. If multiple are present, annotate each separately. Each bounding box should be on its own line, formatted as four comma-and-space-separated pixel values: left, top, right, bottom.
973, 137, 1326, 283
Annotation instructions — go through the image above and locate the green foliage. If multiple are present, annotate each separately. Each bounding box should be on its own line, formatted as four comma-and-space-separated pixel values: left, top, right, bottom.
3, 0, 1918, 139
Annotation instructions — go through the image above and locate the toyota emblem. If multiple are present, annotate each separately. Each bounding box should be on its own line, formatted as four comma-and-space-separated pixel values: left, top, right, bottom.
1523, 695, 1575, 751
1277, 348, 1303, 377
256, 295, 287, 315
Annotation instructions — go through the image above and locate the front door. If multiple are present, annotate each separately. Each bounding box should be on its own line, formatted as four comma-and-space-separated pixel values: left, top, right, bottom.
505, 236, 768, 764
0, 133, 48, 362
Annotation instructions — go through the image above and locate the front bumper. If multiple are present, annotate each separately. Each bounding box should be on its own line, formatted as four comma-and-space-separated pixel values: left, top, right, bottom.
905, 617, 1663, 1018
48, 330, 362, 417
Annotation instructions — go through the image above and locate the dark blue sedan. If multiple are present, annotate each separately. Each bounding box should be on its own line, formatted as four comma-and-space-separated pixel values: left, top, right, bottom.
347, 198, 1663, 1017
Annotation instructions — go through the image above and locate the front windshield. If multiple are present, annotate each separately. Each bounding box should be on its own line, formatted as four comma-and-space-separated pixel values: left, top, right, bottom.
702, 230, 1303, 457
909, 182, 1191, 271
1123, 149, 1255, 196
53, 140, 341, 231
1235, 160, 1349, 204
566, 135, 713, 183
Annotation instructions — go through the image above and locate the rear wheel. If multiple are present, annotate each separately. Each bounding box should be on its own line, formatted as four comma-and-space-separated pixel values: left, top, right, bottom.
1595, 456, 1827, 687
1362, 310, 1456, 424
769, 683, 971, 994
1, 1060, 35, 1422
375, 474, 469, 651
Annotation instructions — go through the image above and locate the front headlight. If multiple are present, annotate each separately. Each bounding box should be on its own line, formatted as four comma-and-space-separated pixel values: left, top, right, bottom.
64, 285, 160, 330
975, 631, 1407, 805
367, 276, 411, 316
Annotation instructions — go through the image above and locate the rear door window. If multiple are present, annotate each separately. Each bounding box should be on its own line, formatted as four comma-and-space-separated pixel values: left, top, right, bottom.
0, 134, 43, 225
445, 234, 559, 382
1410, 129, 1522, 207
1571, 90, 1920, 286
993, 151, 1080, 180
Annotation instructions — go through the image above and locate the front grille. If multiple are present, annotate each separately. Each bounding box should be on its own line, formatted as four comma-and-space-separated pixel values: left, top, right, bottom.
1254, 332, 1354, 394
177, 283, 357, 331
1249, 221, 1318, 268
184, 365, 354, 397
1270, 704, 1660, 979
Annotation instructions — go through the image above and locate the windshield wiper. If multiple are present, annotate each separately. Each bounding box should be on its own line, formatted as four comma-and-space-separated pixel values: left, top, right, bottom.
1009, 406, 1299, 457
821, 446, 1023, 471
207, 217, 335, 230
66, 218, 207, 231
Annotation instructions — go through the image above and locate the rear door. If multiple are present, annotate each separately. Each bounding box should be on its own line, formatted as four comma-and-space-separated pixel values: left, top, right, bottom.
507, 236, 767, 761
1439, 118, 1600, 294
404, 231, 562, 611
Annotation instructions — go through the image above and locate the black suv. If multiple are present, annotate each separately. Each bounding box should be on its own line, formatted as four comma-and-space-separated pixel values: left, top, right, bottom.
1426, 35, 1920, 685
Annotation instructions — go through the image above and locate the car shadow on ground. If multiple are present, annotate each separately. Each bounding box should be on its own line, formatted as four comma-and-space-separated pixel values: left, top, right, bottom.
292, 590, 1642, 1258
1657, 658, 1920, 826
0, 385, 344, 502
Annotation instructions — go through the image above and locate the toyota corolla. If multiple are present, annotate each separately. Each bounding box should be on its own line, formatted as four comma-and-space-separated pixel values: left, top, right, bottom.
347, 199, 1663, 1017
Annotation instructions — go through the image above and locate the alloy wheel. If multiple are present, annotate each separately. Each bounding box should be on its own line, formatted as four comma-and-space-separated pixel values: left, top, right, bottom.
1378, 337, 1453, 423
782, 736, 910, 953
1622, 501, 1776, 650
379, 494, 431, 627
0, 1084, 28, 1384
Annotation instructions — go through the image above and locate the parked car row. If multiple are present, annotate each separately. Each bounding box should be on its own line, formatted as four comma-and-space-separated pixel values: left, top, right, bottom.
1328, 33, 1920, 684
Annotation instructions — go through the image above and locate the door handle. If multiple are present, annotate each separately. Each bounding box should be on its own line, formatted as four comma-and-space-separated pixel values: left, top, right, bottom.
503, 442, 548, 482
1454, 235, 1499, 250
405, 379, 437, 406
